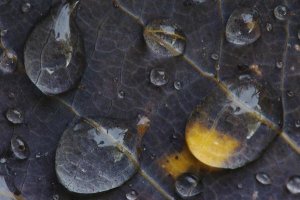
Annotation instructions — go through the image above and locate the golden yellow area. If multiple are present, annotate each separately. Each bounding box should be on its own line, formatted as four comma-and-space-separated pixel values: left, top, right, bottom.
185, 121, 240, 168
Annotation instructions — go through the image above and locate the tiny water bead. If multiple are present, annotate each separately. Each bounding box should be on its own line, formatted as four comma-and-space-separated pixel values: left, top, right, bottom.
174, 81, 182, 90
143, 19, 186, 57
150, 68, 168, 86
0, 29, 7, 37
175, 173, 203, 198
11, 135, 30, 160
126, 190, 138, 200
21, 2, 31, 13
118, 90, 125, 99
0, 49, 17, 74
266, 23, 272, 32
225, 8, 261, 46
276, 61, 283, 69
6, 108, 24, 124
255, 172, 272, 185
211, 53, 219, 61
286, 176, 300, 194
274, 5, 288, 21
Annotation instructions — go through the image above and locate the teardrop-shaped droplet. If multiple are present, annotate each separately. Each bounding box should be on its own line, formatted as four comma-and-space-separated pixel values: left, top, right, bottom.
6, 108, 24, 124
126, 190, 138, 200
175, 173, 203, 198
150, 68, 168, 86
286, 176, 300, 194
225, 8, 261, 46
256, 172, 272, 185
143, 19, 186, 57
274, 5, 288, 21
24, 1, 85, 95
0, 49, 17, 74
55, 118, 139, 194
11, 135, 30, 160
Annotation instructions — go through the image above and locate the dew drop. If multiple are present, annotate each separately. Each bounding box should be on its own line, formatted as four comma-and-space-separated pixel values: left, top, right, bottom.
52, 194, 59, 200
118, 90, 125, 99
295, 120, 300, 128
126, 190, 138, 200
274, 5, 288, 21
175, 173, 202, 198
6, 108, 24, 124
0, 49, 17, 74
225, 8, 261, 46
11, 135, 30, 160
276, 61, 283, 69
287, 90, 294, 97
286, 176, 300, 194
24, 1, 85, 95
0, 158, 6, 164
237, 183, 243, 189
150, 68, 168, 86
266, 23, 272, 32
21, 2, 31, 13
144, 19, 186, 57
255, 172, 272, 185
211, 53, 219, 61
174, 81, 182, 90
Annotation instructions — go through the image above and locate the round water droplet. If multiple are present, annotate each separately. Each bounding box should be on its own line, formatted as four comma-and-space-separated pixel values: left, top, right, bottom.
174, 81, 182, 90
286, 176, 300, 194
225, 8, 261, 46
21, 2, 31, 13
287, 90, 294, 97
6, 108, 24, 124
211, 53, 219, 61
0, 29, 7, 37
52, 194, 59, 200
24, 1, 85, 95
126, 190, 138, 200
175, 173, 202, 198
143, 19, 186, 57
295, 120, 300, 128
0, 49, 17, 74
274, 5, 288, 21
0, 158, 6, 164
150, 68, 168, 86
118, 90, 125, 99
256, 172, 272, 185
237, 183, 243, 189
276, 61, 283, 69
11, 135, 30, 160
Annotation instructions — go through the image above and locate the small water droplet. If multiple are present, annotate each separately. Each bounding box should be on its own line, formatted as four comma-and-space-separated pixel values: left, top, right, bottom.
256, 172, 272, 185
0, 158, 6, 164
211, 53, 219, 61
175, 173, 203, 198
52, 194, 59, 200
126, 190, 138, 200
174, 81, 182, 90
150, 68, 168, 86
286, 176, 300, 194
225, 8, 261, 46
11, 135, 30, 160
274, 5, 288, 21
266, 23, 272, 32
21, 2, 31, 13
276, 61, 283, 69
0, 49, 17, 74
6, 108, 24, 124
0, 29, 7, 37
237, 183, 243, 189
295, 120, 300, 128
287, 90, 294, 97
144, 19, 186, 57
118, 90, 125, 99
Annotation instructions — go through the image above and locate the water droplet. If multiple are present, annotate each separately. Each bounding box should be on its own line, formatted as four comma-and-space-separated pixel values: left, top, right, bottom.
211, 53, 219, 61
174, 81, 182, 90
175, 173, 202, 198
274, 5, 288, 21
286, 176, 300, 194
287, 90, 294, 97
225, 8, 261, 46
0, 158, 6, 164
266, 23, 272, 32
183, 0, 207, 6
295, 120, 300, 128
0, 49, 17, 74
21, 2, 31, 13
276, 61, 283, 69
52, 194, 59, 200
256, 172, 272, 185
0, 29, 7, 37
126, 190, 138, 200
144, 19, 186, 57
11, 135, 30, 160
118, 90, 125, 99
237, 183, 243, 189
150, 68, 168, 86
24, 1, 85, 95
6, 108, 24, 124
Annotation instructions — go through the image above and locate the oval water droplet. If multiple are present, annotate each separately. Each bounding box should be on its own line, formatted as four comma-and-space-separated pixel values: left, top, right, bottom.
286, 176, 300, 194
11, 135, 30, 160
225, 8, 261, 46
143, 19, 186, 57
175, 173, 202, 198
24, 1, 85, 95
256, 172, 272, 185
274, 5, 288, 21
126, 190, 138, 200
150, 68, 168, 86
6, 108, 24, 124
21, 2, 31, 13
174, 81, 182, 90
0, 49, 17, 74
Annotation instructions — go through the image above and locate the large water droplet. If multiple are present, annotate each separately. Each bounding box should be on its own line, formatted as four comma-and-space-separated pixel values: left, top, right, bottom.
255, 172, 272, 185
175, 173, 203, 198
274, 5, 288, 21
24, 1, 85, 95
286, 176, 300, 194
143, 19, 186, 57
225, 8, 261, 46
6, 108, 24, 124
0, 49, 17, 74
150, 68, 168, 86
126, 190, 138, 200
11, 135, 30, 160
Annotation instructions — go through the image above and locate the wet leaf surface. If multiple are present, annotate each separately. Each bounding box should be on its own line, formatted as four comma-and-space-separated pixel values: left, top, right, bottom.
0, 0, 299, 199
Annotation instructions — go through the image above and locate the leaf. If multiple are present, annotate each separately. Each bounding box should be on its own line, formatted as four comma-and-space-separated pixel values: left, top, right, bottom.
0, 0, 299, 200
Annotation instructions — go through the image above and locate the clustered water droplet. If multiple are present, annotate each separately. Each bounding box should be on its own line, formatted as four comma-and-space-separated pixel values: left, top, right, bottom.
11, 135, 30, 160
126, 190, 138, 200
150, 68, 168, 86
274, 5, 288, 21
286, 176, 300, 194
256, 172, 272, 185
175, 173, 203, 198
6, 108, 24, 124
0, 49, 17, 74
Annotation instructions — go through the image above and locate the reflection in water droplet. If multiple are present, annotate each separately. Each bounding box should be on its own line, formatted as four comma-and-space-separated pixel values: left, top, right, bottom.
286, 176, 300, 194
150, 68, 168, 86
225, 8, 261, 46
175, 173, 202, 198
11, 135, 30, 160
174, 81, 182, 90
126, 190, 138, 200
274, 5, 288, 21
6, 108, 24, 124
0, 50, 17, 74
24, 1, 85, 95
255, 172, 272, 185
21, 2, 31, 13
144, 19, 186, 57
